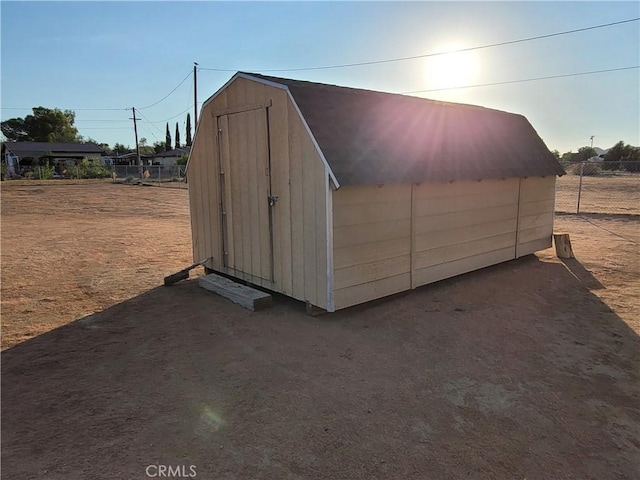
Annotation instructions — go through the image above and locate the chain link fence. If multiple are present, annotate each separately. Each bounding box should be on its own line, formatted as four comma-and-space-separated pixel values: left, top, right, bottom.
555, 162, 640, 215
111, 165, 187, 187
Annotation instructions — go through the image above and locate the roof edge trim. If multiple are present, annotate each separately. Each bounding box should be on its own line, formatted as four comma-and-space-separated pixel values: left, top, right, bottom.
240, 73, 340, 189
284, 90, 340, 189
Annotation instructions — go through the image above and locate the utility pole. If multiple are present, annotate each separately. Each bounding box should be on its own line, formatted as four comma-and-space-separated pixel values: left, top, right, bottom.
130, 107, 142, 179
193, 62, 198, 129
590, 135, 595, 149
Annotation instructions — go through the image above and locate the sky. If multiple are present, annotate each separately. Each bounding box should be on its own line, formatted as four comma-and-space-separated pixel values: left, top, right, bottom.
1, 1, 638, 154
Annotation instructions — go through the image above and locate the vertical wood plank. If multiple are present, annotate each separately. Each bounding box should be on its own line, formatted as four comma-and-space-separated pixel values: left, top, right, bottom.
271, 92, 292, 295
288, 103, 305, 300
315, 161, 328, 309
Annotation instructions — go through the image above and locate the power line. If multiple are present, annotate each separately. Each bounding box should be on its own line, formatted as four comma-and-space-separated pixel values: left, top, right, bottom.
403, 65, 640, 94
136, 109, 165, 140
198, 17, 639, 73
137, 70, 192, 110
147, 105, 194, 124
1, 106, 128, 111
74, 119, 131, 123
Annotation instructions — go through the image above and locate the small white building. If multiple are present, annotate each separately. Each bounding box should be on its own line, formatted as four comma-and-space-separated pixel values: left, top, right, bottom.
153, 147, 190, 166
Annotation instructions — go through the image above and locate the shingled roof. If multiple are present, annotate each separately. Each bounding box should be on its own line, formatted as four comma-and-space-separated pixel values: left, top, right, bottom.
242, 72, 564, 186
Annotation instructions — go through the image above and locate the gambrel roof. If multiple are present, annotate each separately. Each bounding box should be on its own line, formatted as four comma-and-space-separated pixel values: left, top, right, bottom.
240, 72, 565, 186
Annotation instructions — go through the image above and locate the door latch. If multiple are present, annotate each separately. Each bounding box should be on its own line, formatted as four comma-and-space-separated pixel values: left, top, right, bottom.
268, 195, 279, 206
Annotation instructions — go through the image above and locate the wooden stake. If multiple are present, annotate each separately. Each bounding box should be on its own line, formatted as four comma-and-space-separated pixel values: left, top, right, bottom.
553, 233, 574, 259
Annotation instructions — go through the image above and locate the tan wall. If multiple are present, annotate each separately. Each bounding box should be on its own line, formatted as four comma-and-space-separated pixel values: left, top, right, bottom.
516, 176, 556, 257
412, 178, 520, 287
332, 185, 412, 310
331, 177, 556, 310
188, 76, 329, 309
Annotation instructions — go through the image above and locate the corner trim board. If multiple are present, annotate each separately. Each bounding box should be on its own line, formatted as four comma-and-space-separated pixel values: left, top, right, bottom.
325, 171, 335, 312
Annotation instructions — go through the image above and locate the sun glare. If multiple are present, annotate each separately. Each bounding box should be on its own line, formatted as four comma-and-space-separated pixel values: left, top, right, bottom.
424, 45, 480, 90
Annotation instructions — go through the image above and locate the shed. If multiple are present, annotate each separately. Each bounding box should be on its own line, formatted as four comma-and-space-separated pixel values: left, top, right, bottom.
187, 72, 564, 312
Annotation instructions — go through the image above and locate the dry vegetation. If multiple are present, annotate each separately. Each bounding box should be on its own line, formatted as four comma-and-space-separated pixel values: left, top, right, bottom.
1, 181, 638, 479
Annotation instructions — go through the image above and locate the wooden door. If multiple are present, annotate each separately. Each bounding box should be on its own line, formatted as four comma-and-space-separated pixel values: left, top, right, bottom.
217, 107, 273, 282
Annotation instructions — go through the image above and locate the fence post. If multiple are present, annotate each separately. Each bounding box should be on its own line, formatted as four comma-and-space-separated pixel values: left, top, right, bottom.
576, 161, 584, 214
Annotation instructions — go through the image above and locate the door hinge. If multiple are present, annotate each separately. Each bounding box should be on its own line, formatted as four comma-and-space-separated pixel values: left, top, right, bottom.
268, 195, 279, 206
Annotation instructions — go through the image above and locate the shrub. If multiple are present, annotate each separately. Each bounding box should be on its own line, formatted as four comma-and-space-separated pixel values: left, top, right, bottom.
571, 163, 601, 176
624, 161, 640, 173
26, 162, 55, 180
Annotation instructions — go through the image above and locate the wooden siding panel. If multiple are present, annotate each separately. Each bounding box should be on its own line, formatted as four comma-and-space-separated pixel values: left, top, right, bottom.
334, 273, 411, 310
333, 184, 410, 206
202, 113, 218, 270
412, 178, 517, 200
519, 199, 555, 217
414, 204, 518, 235
335, 255, 411, 290
315, 165, 328, 309
333, 200, 412, 227
334, 237, 411, 270
331, 184, 411, 307
411, 179, 519, 289
193, 77, 302, 292
517, 237, 553, 257
302, 131, 318, 305
247, 113, 262, 278
519, 225, 553, 245
414, 232, 517, 270
288, 102, 305, 301
188, 111, 219, 269
414, 218, 517, 252
413, 247, 515, 286
287, 96, 329, 307
218, 115, 234, 270
519, 211, 554, 230
187, 144, 204, 262
334, 218, 411, 249
269, 93, 292, 295
517, 176, 556, 258
413, 186, 519, 217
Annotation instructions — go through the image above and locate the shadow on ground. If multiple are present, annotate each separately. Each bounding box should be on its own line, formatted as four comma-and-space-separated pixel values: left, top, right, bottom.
2, 255, 639, 480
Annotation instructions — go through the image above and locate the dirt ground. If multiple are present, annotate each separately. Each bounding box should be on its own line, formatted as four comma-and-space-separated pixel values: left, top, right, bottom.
2, 182, 639, 479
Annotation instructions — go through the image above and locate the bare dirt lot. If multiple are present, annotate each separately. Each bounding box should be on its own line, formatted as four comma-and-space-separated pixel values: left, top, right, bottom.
2, 182, 639, 479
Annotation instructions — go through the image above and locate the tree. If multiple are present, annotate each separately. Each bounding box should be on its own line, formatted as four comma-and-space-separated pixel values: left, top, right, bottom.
576, 146, 597, 162
175, 122, 181, 149
113, 143, 131, 155
186, 113, 192, 147
153, 141, 166, 154
604, 140, 640, 172
604, 141, 627, 163
138, 137, 154, 155
560, 151, 573, 164
165, 123, 172, 151
98, 143, 112, 155
1, 107, 80, 142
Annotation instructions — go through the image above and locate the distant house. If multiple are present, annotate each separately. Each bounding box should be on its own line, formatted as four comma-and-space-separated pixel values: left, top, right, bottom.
111, 152, 155, 166
2, 141, 103, 176
152, 147, 190, 166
